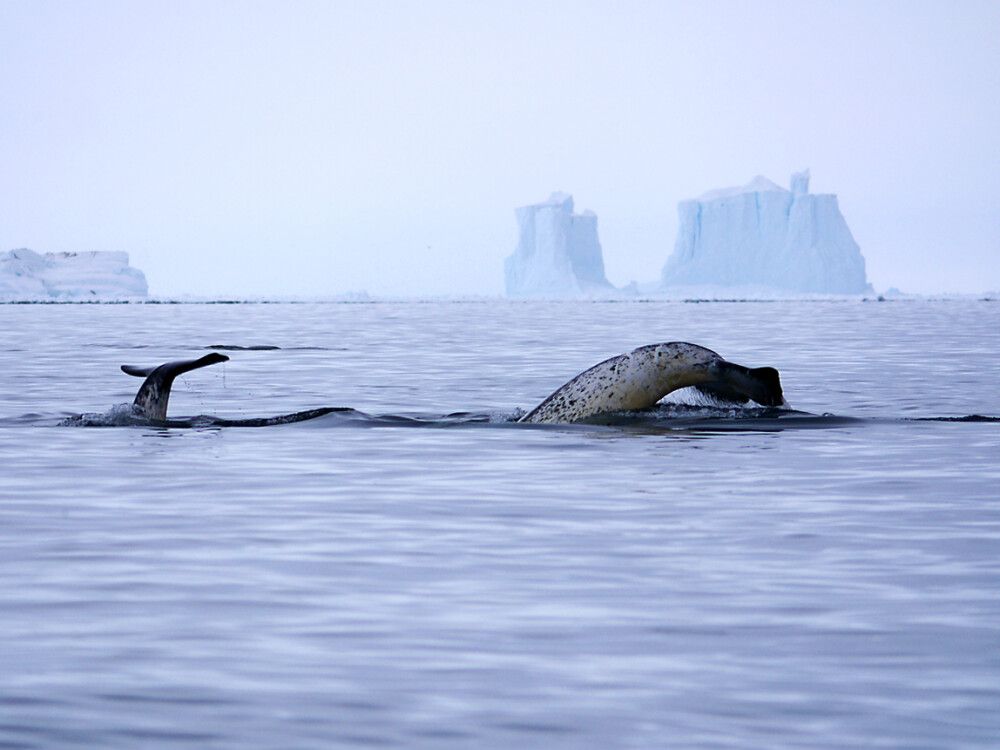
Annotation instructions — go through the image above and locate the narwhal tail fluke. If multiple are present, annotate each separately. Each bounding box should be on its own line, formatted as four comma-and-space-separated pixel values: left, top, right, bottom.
699, 361, 785, 407
122, 353, 229, 421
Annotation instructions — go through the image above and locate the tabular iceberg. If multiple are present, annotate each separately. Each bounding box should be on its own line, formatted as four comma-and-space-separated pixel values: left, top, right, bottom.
661, 171, 871, 294
504, 193, 613, 298
0, 249, 149, 301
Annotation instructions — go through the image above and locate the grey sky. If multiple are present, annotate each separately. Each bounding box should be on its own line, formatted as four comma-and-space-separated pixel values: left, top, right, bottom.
2, 1, 998, 296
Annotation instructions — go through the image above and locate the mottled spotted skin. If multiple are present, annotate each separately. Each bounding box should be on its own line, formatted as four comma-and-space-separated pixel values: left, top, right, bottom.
519, 342, 782, 424
122, 353, 229, 421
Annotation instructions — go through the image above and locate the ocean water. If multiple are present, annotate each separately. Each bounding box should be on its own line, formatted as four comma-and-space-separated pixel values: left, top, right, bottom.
1, 300, 998, 749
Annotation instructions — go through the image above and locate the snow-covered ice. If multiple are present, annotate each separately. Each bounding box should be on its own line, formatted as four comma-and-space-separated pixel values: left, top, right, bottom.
504, 193, 614, 298
0, 249, 148, 301
661, 171, 871, 294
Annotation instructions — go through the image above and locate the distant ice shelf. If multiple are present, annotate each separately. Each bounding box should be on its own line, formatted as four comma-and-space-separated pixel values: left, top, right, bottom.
504, 193, 615, 298
661, 171, 872, 295
0, 249, 148, 301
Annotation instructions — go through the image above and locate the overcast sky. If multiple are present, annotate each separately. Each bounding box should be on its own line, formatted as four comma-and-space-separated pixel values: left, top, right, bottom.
2, 1, 998, 297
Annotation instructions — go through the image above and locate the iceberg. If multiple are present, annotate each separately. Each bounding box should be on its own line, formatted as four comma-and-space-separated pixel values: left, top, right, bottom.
504, 193, 614, 298
0, 249, 148, 301
661, 171, 871, 294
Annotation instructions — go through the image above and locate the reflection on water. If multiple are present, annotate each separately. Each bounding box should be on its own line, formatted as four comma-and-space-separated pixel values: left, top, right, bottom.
1, 300, 999, 749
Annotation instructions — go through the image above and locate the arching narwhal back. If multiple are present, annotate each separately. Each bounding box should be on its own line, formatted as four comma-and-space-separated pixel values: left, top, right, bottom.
519, 342, 785, 424
122, 353, 229, 421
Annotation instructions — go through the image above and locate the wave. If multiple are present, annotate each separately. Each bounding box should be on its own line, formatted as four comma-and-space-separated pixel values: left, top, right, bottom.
909, 415, 1000, 423
47, 405, 503, 429
204, 345, 337, 352
7, 403, 981, 432
68, 343, 340, 351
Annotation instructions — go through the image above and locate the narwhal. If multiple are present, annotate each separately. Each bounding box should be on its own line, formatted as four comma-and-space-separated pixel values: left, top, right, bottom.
519, 342, 785, 423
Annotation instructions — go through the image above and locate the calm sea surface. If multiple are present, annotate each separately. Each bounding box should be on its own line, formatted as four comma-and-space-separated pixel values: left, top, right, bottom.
1, 300, 998, 749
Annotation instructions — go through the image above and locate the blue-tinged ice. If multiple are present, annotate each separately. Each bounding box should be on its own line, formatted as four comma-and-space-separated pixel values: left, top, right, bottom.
0, 249, 148, 301
504, 193, 614, 298
661, 171, 872, 294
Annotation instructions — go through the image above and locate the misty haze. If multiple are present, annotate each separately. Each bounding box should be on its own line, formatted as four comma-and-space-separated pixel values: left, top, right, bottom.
2, 3, 998, 749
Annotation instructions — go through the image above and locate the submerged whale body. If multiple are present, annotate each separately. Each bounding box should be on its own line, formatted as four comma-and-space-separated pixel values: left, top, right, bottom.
519, 342, 785, 424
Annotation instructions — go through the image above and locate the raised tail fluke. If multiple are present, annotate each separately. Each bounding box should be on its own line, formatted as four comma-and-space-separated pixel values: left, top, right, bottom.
122, 353, 229, 421
700, 361, 786, 407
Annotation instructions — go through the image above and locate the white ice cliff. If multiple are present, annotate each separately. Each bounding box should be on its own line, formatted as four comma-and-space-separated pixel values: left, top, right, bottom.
0, 249, 149, 301
504, 193, 613, 298
661, 171, 871, 294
